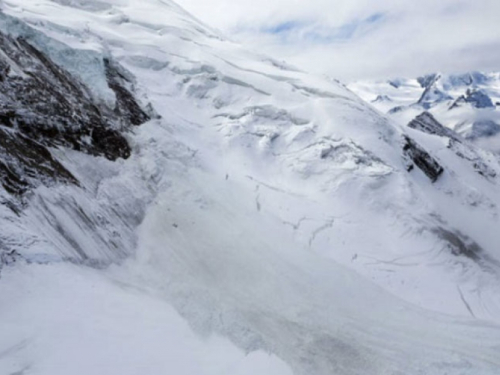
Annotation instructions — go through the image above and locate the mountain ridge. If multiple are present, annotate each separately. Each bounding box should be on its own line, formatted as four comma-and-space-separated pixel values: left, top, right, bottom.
0, 1, 500, 374
349, 71, 500, 153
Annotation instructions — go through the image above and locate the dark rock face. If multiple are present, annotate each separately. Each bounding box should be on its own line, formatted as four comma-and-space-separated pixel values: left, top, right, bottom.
417, 73, 439, 89
403, 136, 444, 182
464, 89, 494, 108
0, 127, 77, 197
417, 84, 453, 109
408, 112, 459, 140
0, 31, 149, 198
451, 89, 494, 110
103, 58, 150, 127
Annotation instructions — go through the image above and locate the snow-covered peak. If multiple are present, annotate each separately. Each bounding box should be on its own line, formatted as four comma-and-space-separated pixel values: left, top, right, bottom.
349, 71, 500, 152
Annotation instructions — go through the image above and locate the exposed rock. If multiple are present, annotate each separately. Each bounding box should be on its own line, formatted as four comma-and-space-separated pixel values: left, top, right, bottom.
0, 127, 78, 197
417, 81, 453, 109
407, 113, 498, 181
450, 89, 494, 110
103, 58, 150, 126
465, 89, 494, 108
408, 112, 459, 140
0, 30, 150, 198
372, 95, 392, 103
417, 73, 439, 89
402, 136, 444, 182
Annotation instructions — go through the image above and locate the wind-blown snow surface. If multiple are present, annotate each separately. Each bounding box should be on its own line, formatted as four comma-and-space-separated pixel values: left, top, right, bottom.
1, 1, 500, 374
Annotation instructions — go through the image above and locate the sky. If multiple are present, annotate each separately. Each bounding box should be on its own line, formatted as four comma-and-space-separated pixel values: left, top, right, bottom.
175, 0, 500, 82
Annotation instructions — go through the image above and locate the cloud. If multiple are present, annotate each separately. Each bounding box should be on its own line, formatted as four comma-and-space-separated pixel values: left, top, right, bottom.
260, 12, 386, 44
175, 0, 500, 81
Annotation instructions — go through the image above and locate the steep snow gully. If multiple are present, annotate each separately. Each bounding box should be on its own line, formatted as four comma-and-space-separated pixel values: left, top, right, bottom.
1, 1, 500, 374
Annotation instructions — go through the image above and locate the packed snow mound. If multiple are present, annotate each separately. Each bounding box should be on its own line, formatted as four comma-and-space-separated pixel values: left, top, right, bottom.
0, 1, 500, 374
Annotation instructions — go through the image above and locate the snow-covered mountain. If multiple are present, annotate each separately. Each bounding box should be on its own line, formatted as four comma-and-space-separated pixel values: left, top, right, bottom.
1, 1, 500, 374
349, 72, 500, 153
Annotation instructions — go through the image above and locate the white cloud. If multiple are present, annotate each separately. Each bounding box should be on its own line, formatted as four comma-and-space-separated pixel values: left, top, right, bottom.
175, 0, 500, 81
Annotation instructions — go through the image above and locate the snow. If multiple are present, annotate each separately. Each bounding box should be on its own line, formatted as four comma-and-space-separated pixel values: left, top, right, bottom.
0, 0, 500, 374
115, 158, 500, 374
0, 12, 116, 104
0, 263, 293, 375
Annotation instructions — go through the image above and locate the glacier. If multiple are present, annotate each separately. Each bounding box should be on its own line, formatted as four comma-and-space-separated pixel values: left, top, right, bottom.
0, 1, 500, 374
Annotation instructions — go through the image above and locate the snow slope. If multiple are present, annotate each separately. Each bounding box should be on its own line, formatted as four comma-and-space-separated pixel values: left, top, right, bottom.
0, 1, 500, 374
0, 264, 294, 375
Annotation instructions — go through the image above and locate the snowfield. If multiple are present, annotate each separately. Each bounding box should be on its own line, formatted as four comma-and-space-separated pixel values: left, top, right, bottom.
1, 0, 500, 374
0, 264, 294, 375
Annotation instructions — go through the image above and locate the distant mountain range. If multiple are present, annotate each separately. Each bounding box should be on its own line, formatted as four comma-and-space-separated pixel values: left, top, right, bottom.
349, 72, 500, 152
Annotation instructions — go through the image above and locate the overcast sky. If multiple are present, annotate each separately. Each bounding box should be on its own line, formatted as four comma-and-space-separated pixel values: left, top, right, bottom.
176, 0, 500, 82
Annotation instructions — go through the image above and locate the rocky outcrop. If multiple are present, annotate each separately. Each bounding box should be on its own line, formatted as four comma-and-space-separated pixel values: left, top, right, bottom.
407, 113, 498, 181
0, 30, 150, 199
450, 89, 494, 110
103, 58, 151, 126
408, 112, 459, 140
417, 73, 439, 89
417, 82, 452, 109
0, 127, 77, 197
402, 136, 444, 182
